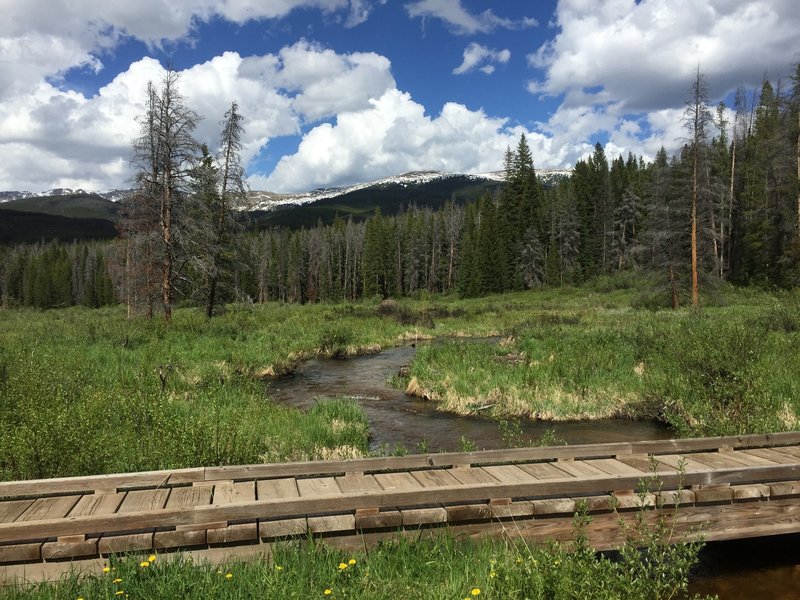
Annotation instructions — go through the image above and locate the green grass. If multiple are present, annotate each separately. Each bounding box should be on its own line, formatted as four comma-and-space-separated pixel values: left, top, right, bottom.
1, 285, 798, 480
399, 287, 800, 434
1, 531, 709, 600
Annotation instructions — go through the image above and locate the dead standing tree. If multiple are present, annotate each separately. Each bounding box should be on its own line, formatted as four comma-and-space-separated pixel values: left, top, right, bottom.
131, 68, 199, 323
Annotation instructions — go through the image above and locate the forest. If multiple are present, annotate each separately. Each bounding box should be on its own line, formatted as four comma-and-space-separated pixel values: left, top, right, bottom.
1, 67, 799, 314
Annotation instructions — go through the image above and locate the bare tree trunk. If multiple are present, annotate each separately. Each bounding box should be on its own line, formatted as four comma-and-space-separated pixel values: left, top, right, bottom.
669, 265, 679, 309
691, 153, 699, 309
161, 184, 173, 323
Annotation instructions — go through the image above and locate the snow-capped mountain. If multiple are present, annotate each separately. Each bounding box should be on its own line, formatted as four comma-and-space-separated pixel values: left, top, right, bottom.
0, 188, 132, 203
247, 170, 506, 211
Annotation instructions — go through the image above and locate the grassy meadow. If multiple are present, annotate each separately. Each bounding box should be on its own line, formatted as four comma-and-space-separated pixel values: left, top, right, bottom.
3, 279, 796, 597
1, 280, 799, 481
3, 524, 707, 600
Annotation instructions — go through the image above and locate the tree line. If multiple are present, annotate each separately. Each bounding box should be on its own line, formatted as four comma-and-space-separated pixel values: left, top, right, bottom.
1, 64, 798, 312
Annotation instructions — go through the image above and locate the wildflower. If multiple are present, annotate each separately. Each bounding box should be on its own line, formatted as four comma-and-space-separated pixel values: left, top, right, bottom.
490, 571, 497, 579
348, 558, 356, 566
225, 572, 233, 580
112, 578, 123, 584
148, 554, 157, 563
276, 565, 283, 571
324, 589, 333, 595
338, 562, 348, 570
102, 565, 111, 573
139, 561, 150, 568
116, 592, 125, 596
471, 588, 481, 596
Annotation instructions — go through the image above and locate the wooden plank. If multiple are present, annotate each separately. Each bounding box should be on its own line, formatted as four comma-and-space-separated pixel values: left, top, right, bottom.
652, 454, 708, 473
732, 484, 770, 500
410, 469, 462, 488
517, 462, 575, 479
334, 475, 382, 494
533, 498, 576, 515
0, 500, 33, 524
446, 503, 491, 522
154, 487, 212, 549
18, 496, 80, 523
208, 482, 257, 544
0, 468, 203, 499
373, 472, 422, 491
724, 450, 777, 466
741, 448, 800, 464
98, 489, 168, 554
257, 479, 306, 538
488, 500, 534, 519
447, 467, 498, 486
482, 465, 538, 484
297, 477, 341, 498
615, 454, 663, 474
688, 452, 753, 470
588, 458, 652, 477
42, 493, 125, 561
693, 485, 734, 503
768, 480, 800, 497
550, 460, 609, 478
297, 477, 353, 534
0, 497, 79, 564
6, 462, 800, 543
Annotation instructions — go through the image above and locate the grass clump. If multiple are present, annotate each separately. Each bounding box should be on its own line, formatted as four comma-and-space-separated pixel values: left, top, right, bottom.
3, 531, 711, 600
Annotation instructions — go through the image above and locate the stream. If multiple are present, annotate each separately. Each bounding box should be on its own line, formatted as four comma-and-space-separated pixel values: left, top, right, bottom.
264, 342, 671, 451
264, 341, 800, 598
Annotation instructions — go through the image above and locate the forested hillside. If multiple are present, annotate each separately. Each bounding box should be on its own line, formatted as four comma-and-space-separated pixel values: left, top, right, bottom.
1, 67, 798, 311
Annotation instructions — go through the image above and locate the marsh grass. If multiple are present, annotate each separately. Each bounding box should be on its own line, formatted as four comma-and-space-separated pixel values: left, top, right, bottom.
2, 532, 712, 600
1, 286, 798, 479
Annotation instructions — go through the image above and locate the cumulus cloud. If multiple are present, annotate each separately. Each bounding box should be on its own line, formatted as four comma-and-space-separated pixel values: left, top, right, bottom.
527, 0, 800, 163
453, 43, 510, 75
0, 43, 395, 191
255, 88, 563, 192
0, 0, 374, 100
405, 0, 536, 35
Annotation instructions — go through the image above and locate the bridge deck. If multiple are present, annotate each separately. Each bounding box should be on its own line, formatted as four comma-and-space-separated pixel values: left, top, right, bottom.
3, 432, 800, 582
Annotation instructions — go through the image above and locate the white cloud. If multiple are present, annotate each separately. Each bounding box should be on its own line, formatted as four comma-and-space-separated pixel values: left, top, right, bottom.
405, 0, 536, 35
255, 88, 562, 192
0, 0, 375, 101
453, 43, 510, 75
0, 44, 393, 191
527, 0, 800, 164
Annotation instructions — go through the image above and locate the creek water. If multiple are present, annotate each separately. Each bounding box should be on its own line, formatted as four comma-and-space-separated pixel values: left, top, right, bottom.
264, 342, 671, 451
264, 341, 800, 598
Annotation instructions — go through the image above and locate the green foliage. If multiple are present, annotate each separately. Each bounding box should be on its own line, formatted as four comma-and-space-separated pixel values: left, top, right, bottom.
318, 323, 355, 358
4, 524, 712, 600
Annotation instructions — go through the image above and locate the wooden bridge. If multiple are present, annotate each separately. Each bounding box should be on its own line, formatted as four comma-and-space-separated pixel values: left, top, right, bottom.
4, 431, 800, 583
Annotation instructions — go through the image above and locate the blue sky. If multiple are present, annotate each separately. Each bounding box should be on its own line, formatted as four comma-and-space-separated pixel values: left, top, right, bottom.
1, 0, 799, 192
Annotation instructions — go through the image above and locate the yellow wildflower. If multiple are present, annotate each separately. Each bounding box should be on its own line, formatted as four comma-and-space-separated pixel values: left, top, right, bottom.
490, 571, 496, 579
115, 592, 125, 596
102, 565, 111, 573
225, 572, 233, 580
324, 589, 333, 595
276, 565, 283, 571
338, 562, 348, 570
148, 554, 157, 562
348, 558, 356, 566
112, 578, 123, 584
471, 588, 481, 596
139, 561, 150, 568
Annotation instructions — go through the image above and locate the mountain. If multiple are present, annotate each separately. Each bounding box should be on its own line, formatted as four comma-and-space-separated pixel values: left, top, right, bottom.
247, 168, 570, 229
0, 168, 573, 241
1, 193, 121, 221
0, 188, 133, 204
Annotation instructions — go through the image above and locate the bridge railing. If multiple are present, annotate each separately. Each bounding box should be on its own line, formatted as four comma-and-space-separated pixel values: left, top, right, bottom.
2, 431, 800, 499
